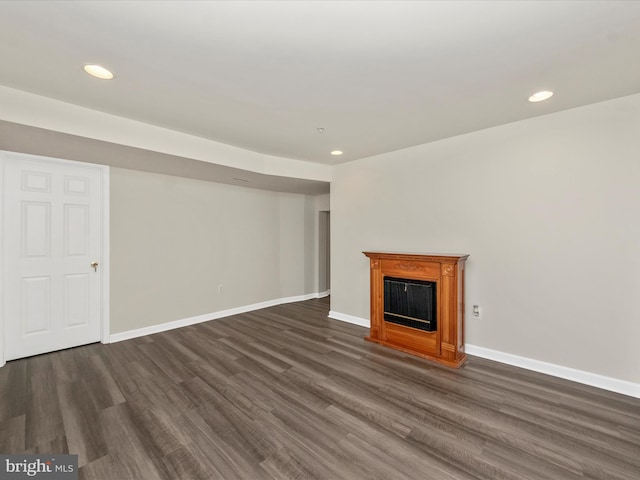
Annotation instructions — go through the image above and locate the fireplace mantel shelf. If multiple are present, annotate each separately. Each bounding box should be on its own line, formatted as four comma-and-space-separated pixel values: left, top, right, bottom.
363, 251, 468, 368
363, 251, 469, 259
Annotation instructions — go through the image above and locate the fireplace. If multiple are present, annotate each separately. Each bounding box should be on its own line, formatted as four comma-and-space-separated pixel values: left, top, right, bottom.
364, 252, 468, 368
384, 277, 437, 332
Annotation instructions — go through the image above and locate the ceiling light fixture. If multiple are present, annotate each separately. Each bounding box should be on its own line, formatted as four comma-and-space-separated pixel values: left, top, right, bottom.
83, 64, 114, 80
331, 150, 343, 156
528, 90, 553, 103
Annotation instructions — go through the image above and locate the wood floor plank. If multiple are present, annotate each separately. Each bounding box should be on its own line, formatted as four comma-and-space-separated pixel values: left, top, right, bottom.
0, 414, 25, 452
25, 356, 66, 450
179, 407, 272, 479
98, 402, 169, 480
138, 341, 196, 384
56, 380, 108, 467
0, 359, 27, 423
82, 354, 126, 410
0, 296, 638, 480
78, 455, 117, 480
325, 404, 477, 480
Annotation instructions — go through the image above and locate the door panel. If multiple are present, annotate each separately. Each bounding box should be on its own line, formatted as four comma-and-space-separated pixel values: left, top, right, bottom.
64, 274, 89, 328
65, 204, 89, 256
22, 276, 51, 334
3, 153, 104, 361
22, 170, 51, 192
23, 202, 51, 257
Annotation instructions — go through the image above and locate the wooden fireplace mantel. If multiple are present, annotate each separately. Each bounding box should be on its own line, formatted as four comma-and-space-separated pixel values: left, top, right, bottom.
363, 251, 469, 368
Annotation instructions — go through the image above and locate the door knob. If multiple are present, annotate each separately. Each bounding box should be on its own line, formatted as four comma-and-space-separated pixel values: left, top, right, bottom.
91, 261, 99, 272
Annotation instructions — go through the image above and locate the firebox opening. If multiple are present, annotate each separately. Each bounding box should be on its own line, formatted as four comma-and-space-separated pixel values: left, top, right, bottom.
383, 277, 437, 332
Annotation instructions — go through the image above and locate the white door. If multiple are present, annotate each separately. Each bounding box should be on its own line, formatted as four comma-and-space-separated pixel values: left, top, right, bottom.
2, 151, 106, 361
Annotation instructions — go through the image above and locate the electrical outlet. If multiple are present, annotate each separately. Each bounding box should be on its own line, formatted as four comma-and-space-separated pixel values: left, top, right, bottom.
472, 304, 481, 320
217, 284, 224, 294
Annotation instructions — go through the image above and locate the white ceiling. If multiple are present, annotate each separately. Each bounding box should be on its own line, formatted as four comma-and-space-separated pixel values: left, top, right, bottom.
1, 1, 640, 166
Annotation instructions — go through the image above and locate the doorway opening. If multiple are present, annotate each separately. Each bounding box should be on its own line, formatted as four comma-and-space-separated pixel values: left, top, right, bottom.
318, 211, 330, 294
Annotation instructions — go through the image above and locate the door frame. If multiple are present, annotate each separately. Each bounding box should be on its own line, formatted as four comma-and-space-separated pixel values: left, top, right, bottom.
0, 150, 110, 367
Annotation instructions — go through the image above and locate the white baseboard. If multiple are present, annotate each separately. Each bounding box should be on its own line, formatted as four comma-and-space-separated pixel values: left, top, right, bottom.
109, 292, 327, 343
328, 310, 370, 328
326, 311, 639, 399
464, 344, 639, 399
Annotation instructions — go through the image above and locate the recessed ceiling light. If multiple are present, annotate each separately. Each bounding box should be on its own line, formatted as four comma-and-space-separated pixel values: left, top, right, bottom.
528, 90, 553, 103
83, 64, 114, 80
331, 150, 343, 156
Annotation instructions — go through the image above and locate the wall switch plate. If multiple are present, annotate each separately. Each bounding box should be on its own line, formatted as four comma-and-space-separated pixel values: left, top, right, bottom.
217, 284, 224, 294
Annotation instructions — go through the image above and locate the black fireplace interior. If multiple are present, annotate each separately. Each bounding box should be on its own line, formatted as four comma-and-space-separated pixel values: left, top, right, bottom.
383, 277, 437, 331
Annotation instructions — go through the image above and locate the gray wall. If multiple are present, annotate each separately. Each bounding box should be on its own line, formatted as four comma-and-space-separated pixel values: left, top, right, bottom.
330, 93, 640, 383
110, 167, 319, 334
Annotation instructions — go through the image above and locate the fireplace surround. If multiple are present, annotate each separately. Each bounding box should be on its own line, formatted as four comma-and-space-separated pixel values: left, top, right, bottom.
363, 252, 469, 368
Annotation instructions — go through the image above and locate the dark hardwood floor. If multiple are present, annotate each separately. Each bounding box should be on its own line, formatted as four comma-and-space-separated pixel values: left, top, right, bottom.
1, 297, 639, 479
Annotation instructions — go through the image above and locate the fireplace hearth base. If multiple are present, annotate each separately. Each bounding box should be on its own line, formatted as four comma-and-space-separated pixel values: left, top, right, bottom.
363, 252, 469, 368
